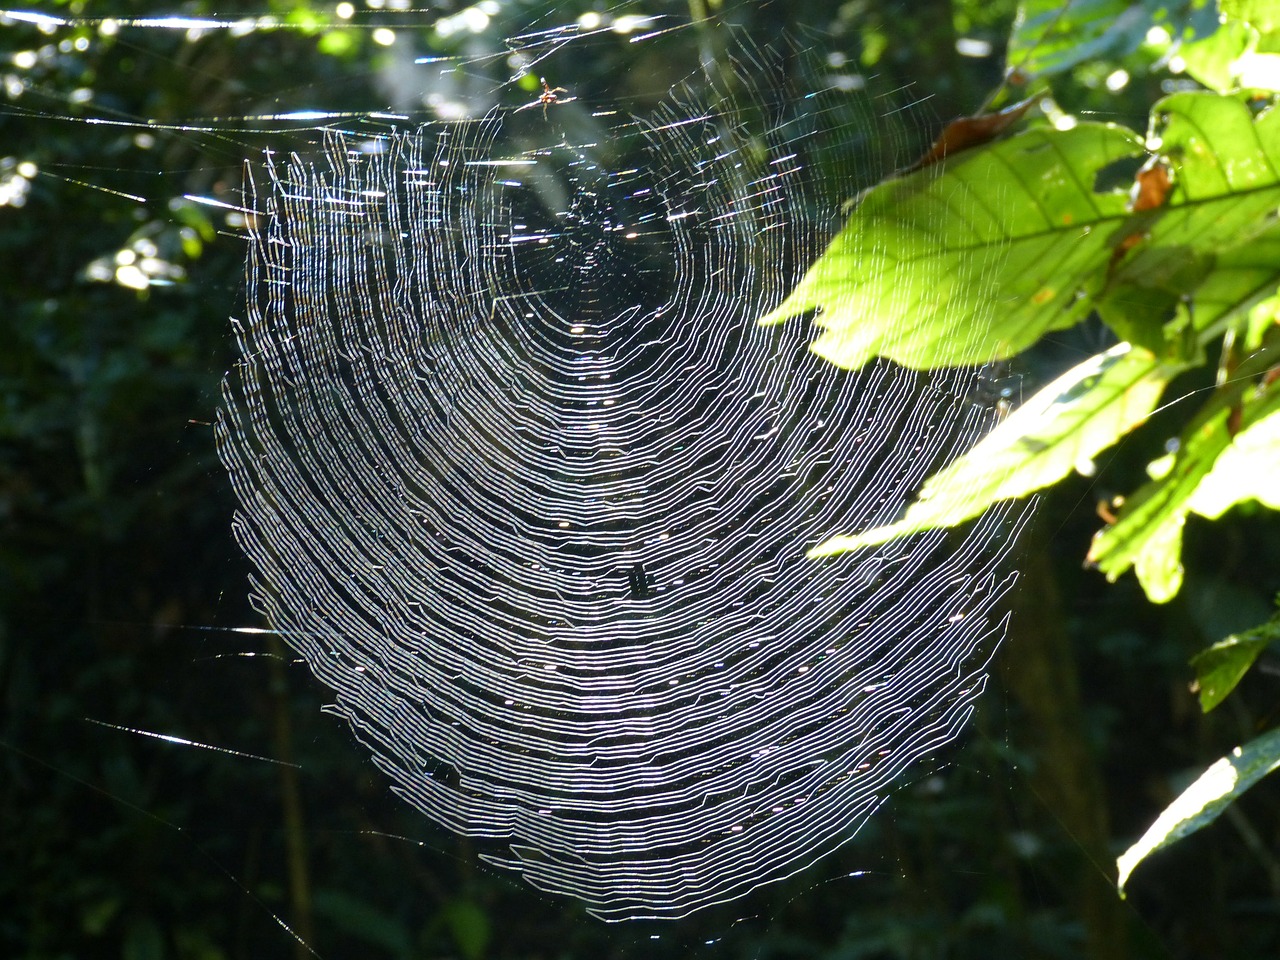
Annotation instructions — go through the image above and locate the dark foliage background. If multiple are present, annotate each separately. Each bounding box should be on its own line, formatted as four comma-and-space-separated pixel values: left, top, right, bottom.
3, 1, 1279, 958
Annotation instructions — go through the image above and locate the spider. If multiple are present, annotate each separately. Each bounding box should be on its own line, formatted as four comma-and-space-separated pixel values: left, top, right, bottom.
518, 77, 574, 119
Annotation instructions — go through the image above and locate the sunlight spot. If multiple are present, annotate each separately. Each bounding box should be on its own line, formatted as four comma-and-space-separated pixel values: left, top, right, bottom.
0, 162, 33, 207
613, 15, 657, 34
372, 27, 396, 46
1146, 25, 1171, 47
116, 264, 150, 290
955, 37, 992, 58
1105, 68, 1130, 93
829, 74, 866, 92
1237, 53, 1280, 91
336, 2, 354, 18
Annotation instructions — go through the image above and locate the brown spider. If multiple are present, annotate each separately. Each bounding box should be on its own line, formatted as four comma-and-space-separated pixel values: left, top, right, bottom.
518, 77, 573, 119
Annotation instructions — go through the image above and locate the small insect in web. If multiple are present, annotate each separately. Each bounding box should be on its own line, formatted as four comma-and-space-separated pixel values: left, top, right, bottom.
517, 77, 575, 119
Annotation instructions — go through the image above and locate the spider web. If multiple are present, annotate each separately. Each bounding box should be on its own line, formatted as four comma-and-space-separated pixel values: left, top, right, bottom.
216, 26, 1022, 921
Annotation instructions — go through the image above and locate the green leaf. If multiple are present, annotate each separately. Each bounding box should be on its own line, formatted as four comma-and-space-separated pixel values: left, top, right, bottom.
1100, 92, 1280, 343
1007, 0, 1187, 81
1144, 91, 1280, 232
765, 92, 1280, 376
1191, 231, 1280, 344
1190, 616, 1280, 712
1244, 287, 1280, 350
1189, 407, 1280, 516
1222, 0, 1280, 33
760, 123, 1144, 370
1117, 727, 1280, 895
1178, 19, 1255, 93
1088, 353, 1280, 602
809, 343, 1184, 556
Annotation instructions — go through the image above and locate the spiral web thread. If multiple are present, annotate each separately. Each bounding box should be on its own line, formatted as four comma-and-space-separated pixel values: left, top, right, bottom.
217, 55, 1021, 920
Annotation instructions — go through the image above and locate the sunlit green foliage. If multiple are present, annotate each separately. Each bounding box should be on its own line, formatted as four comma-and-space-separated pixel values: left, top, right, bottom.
1116, 725, 1280, 895
761, 123, 1146, 368
770, 0, 1280, 901
1007, 0, 1216, 82
808, 342, 1187, 554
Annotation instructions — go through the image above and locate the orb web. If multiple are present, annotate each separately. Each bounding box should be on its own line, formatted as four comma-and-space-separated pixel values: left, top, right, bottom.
217, 54, 1020, 921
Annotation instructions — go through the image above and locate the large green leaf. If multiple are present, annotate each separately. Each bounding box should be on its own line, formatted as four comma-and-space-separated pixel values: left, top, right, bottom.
760, 123, 1144, 370
764, 93, 1280, 376
808, 343, 1185, 555
1088, 352, 1280, 602
1116, 727, 1280, 896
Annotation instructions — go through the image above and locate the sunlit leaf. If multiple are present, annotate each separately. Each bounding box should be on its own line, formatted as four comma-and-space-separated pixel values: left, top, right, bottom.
766, 92, 1280, 377
1244, 288, 1280, 350
809, 343, 1182, 555
1192, 231, 1280, 343
1190, 614, 1280, 712
1222, 0, 1280, 33
1100, 92, 1280, 344
1006, 0, 1210, 81
1117, 727, 1280, 895
1189, 407, 1280, 517
1236, 51, 1280, 93
1142, 92, 1280, 233
760, 123, 1144, 370
789, 90, 1280, 564
1178, 19, 1255, 93
1089, 366, 1280, 602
